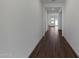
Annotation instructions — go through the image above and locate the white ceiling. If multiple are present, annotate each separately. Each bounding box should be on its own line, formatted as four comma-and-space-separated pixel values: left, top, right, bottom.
41, 0, 65, 4
41, 0, 65, 14
47, 7, 61, 13
47, 7, 62, 14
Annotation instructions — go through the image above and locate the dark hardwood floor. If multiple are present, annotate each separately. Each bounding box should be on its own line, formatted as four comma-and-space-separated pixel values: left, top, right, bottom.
29, 27, 78, 58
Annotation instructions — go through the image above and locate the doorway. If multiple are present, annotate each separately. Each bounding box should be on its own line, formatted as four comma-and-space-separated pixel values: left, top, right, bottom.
48, 13, 58, 27
46, 7, 62, 31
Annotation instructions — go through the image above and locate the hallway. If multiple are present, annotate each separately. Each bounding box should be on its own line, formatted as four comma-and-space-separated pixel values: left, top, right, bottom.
30, 27, 77, 58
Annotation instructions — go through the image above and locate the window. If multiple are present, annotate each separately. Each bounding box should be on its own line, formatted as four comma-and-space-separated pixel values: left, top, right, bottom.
51, 17, 54, 24
55, 20, 58, 25
51, 21, 54, 23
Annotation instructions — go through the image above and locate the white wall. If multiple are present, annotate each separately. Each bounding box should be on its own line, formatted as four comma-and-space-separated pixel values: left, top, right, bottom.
58, 10, 62, 30
63, 0, 79, 56
0, 0, 43, 58
42, 8, 48, 35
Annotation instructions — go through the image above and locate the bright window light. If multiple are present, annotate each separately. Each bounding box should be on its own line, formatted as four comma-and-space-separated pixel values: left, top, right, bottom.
51, 21, 54, 24
55, 20, 58, 25
51, 18, 54, 20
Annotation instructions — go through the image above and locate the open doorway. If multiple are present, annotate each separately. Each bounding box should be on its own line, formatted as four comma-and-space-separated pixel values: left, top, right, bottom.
42, 7, 63, 36
48, 13, 58, 27
47, 7, 62, 31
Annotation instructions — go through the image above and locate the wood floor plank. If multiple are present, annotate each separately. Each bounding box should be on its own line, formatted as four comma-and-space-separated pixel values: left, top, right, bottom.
29, 27, 78, 58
